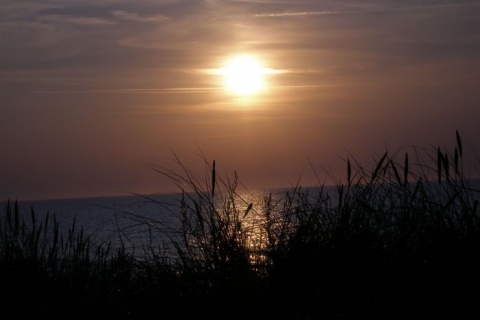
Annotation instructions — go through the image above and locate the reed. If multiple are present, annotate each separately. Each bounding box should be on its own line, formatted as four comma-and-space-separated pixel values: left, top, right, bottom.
253, 130, 480, 318
0, 200, 139, 316
144, 155, 263, 315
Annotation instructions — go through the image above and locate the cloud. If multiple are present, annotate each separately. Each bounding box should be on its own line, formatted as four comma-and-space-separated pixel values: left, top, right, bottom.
0, 87, 221, 95
112, 10, 169, 23
1, 0, 479, 93
38, 14, 115, 26
253, 11, 335, 17
252, 1, 480, 18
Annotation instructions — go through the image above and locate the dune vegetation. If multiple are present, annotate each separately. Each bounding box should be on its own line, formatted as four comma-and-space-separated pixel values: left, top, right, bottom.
1, 131, 479, 319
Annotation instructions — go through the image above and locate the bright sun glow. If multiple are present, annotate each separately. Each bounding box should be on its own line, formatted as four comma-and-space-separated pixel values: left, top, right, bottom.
219, 55, 269, 96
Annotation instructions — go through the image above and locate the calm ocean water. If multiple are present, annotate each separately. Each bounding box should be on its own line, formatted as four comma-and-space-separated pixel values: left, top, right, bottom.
3, 180, 479, 257
2, 188, 279, 255
3, 193, 186, 255
1, 185, 324, 252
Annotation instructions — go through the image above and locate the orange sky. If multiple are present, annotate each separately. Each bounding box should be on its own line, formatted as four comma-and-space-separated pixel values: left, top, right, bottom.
1, 0, 480, 200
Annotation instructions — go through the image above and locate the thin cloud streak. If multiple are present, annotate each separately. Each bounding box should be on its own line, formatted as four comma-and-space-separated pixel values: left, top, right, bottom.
38, 14, 115, 26
253, 2, 480, 18
254, 11, 336, 17
0, 88, 223, 95
111, 10, 169, 23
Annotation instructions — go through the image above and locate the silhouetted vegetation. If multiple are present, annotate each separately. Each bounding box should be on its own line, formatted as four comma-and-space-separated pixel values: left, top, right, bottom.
1, 131, 479, 319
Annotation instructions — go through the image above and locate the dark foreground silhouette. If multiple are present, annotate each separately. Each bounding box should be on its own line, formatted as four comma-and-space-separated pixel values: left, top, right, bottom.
2, 132, 479, 319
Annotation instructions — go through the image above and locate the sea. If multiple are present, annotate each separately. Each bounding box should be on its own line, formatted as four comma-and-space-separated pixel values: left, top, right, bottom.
1, 188, 288, 257
1, 193, 190, 256
2, 179, 479, 258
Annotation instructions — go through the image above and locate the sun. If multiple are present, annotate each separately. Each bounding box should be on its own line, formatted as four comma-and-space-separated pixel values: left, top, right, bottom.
219, 55, 269, 96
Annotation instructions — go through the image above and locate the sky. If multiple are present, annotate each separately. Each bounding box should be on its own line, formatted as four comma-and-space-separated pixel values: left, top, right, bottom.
1, 0, 480, 201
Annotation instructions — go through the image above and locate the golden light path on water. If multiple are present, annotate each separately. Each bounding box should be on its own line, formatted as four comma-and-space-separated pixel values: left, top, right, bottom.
214, 189, 288, 269
178, 188, 278, 269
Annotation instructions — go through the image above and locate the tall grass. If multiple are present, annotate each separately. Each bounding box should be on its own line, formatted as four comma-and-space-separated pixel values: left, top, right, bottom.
254, 132, 480, 319
1, 131, 479, 319
0, 200, 140, 316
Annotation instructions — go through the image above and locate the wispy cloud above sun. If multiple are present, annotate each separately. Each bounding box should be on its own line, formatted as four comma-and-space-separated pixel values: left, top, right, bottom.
112, 10, 169, 23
